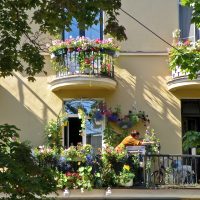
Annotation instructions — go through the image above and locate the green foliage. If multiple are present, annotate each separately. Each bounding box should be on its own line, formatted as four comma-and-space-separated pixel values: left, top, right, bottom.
183, 130, 200, 151
0, 124, 57, 200
62, 144, 93, 162
172, 1, 200, 79
144, 128, 160, 154
77, 166, 94, 190
117, 165, 135, 184
0, 0, 126, 79
44, 115, 68, 150
33, 144, 141, 190
169, 41, 200, 79
103, 125, 129, 147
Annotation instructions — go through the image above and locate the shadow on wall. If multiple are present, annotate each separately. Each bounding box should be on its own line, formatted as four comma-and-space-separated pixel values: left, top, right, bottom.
109, 67, 137, 108
0, 86, 44, 145
108, 59, 181, 154
0, 73, 58, 146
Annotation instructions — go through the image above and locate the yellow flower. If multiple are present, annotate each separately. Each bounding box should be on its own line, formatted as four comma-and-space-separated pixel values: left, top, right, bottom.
78, 162, 81, 166
123, 164, 130, 171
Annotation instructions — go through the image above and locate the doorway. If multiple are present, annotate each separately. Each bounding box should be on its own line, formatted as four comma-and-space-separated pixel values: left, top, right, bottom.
64, 117, 82, 148
63, 99, 104, 149
181, 99, 200, 182
182, 99, 200, 154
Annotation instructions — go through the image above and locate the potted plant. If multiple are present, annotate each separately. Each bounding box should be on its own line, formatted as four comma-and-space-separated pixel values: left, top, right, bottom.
117, 165, 135, 187
183, 130, 200, 154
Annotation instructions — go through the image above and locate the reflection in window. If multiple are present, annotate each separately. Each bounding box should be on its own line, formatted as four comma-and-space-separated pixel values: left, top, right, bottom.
64, 99, 103, 149
63, 13, 102, 40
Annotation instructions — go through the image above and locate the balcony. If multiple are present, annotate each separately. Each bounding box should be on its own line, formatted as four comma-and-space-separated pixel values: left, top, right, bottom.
48, 38, 118, 92
167, 66, 200, 92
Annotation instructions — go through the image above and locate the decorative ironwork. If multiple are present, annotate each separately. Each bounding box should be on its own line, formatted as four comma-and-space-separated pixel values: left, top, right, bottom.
52, 48, 115, 79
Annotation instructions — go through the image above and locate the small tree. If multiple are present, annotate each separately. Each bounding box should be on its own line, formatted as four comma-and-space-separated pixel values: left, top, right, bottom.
0, 124, 57, 200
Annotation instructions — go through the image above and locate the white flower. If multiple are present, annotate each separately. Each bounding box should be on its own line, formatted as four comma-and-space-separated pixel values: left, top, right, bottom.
50, 53, 56, 59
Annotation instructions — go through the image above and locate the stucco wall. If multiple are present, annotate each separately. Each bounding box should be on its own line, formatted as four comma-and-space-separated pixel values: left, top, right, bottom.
120, 0, 179, 51
0, 57, 61, 146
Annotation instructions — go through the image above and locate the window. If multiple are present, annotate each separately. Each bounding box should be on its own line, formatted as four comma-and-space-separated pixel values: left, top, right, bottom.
63, 99, 104, 150
63, 12, 103, 40
179, 3, 200, 42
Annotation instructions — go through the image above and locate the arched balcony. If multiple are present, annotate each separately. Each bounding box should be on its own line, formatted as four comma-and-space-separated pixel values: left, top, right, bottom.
167, 66, 200, 92
48, 38, 118, 91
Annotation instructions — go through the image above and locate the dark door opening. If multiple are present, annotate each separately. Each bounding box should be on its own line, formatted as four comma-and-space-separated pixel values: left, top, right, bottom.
181, 100, 200, 182
64, 117, 82, 148
182, 99, 200, 154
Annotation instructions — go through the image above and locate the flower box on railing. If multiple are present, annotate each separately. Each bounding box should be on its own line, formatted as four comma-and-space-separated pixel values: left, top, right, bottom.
169, 30, 200, 80
48, 37, 119, 79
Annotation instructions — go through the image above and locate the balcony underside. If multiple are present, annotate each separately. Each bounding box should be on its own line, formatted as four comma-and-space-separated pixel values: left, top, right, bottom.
49, 75, 117, 91
167, 75, 200, 92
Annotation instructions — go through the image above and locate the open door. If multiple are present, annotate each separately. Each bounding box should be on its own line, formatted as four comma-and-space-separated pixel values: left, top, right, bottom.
64, 117, 82, 148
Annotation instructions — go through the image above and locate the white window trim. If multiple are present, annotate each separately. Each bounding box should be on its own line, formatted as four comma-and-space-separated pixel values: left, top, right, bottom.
62, 98, 105, 148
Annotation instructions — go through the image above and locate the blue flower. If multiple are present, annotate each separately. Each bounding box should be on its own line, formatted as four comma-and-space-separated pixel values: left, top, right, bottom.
86, 154, 93, 165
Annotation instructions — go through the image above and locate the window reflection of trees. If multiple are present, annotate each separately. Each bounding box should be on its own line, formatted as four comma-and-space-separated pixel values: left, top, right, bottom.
64, 99, 103, 135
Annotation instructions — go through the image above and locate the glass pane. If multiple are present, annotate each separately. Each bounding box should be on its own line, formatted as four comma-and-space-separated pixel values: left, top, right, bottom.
179, 5, 194, 41
64, 99, 103, 136
85, 14, 101, 39
64, 18, 79, 39
85, 23, 100, 39
87, 134, 102, 152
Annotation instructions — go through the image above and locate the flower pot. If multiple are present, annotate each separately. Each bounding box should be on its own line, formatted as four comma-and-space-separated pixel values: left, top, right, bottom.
120, 179, 133, 187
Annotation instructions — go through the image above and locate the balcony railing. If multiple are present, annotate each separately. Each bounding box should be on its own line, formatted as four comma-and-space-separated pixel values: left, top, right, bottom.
52, 48, 115, 79
168, 66, 200, 91
171, 66, 189, 78
143, 154, 200, 187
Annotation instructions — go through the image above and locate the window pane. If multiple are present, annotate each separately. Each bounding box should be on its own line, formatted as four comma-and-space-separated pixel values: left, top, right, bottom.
64, 18, 79, 39
179, 5, 194, 42
63, 13, 102, 40
85, 13, 101, 39
85, 23, 101, 39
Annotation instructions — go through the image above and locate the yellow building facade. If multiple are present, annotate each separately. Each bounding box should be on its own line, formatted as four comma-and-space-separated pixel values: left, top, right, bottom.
1, 0, 198, 154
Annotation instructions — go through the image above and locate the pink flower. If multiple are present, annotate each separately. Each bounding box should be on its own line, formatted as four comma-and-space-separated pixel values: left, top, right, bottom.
184, 40, 191, 46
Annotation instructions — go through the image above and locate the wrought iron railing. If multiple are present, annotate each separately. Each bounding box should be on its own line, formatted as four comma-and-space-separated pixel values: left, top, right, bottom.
143, 154, 200, 187
171, 66, 200, 79
53, 48, 115, 79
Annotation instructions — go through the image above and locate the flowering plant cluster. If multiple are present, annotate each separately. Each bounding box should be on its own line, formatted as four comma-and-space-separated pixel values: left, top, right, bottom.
144, 128, 160, 154
100, 63, 112, 76
49, 37, 120, 54
90, 102, 150, 129
169, 29, 200, 79
48, 37, 118, 74
33, 144, 139, 190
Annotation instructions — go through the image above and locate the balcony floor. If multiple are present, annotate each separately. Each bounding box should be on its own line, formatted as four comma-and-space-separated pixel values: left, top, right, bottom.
47, 188, 200, 199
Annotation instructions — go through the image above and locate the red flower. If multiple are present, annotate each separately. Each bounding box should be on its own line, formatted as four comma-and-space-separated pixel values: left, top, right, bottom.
184, 40, 191, 46
84, 58, 91, 64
